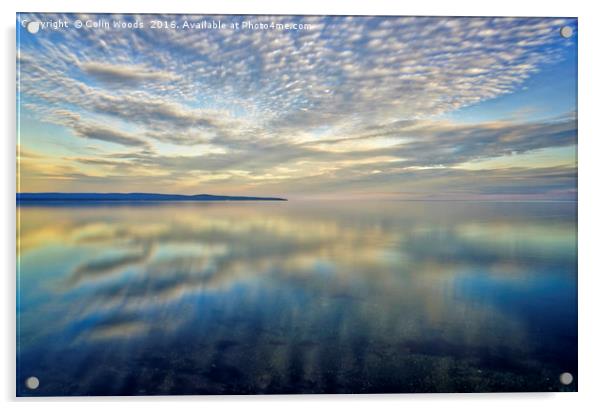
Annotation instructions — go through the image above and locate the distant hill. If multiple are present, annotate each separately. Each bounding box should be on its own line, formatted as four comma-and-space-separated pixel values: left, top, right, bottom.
16, 192, 287, 202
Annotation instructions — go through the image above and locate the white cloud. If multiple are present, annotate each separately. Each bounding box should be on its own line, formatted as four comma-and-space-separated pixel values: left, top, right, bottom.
17, 14, 577, 197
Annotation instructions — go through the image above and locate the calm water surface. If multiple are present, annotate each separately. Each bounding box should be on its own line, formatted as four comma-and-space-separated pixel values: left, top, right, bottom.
17, 201, 577, 395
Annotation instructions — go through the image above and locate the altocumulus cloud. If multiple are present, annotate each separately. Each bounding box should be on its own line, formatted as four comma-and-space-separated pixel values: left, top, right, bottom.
17, 14, 577, 198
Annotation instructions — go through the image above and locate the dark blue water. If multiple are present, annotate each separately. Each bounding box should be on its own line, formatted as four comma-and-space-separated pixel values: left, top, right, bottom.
16, 201, 577, 395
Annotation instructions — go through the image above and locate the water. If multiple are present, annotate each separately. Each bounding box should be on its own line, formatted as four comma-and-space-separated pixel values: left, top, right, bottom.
16, 201, 577, 395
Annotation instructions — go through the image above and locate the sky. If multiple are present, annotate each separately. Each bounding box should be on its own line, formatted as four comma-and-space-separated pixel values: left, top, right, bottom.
17, 14, 577, 200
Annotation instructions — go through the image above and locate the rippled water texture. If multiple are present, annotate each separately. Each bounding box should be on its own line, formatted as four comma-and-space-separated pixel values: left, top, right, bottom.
16, 201, 577, 395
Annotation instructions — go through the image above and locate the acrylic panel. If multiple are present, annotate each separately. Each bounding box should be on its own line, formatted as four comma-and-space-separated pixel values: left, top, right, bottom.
16, 13, 578, 396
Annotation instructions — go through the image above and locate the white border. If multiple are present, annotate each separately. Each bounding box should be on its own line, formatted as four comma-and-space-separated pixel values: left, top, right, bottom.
3, 1, 601, 409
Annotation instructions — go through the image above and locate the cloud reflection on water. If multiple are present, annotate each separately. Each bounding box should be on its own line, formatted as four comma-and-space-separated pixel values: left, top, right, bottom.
17, 201, 577, 394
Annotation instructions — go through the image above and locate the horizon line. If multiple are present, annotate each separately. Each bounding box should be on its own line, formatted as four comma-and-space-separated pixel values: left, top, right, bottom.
15, 192, 577, 203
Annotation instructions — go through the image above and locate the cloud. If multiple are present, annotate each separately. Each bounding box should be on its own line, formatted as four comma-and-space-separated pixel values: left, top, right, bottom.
19, 15, 575, 132
91, 114, 577, 174
80, 61, 180, 86
50, 109, 150, 147
322, 113, 578, 168
16, 14, 577, 198
73, 122, 149, 147
19, 112, 576, 199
